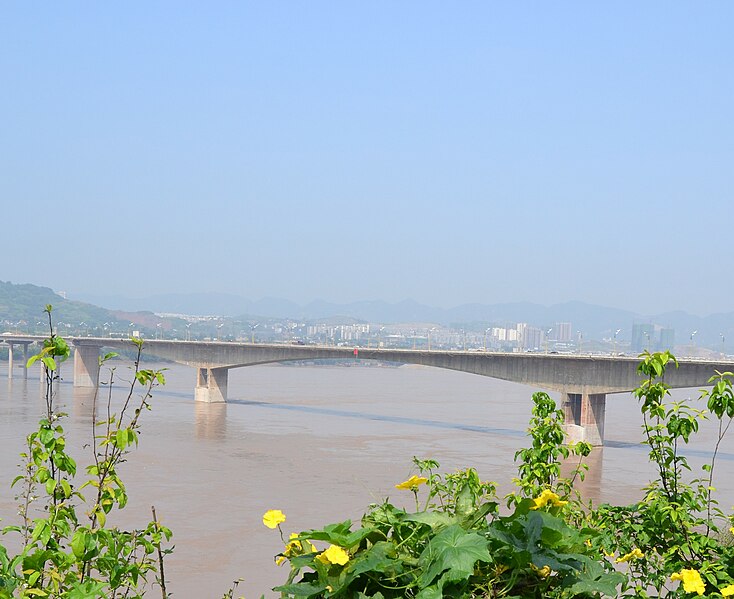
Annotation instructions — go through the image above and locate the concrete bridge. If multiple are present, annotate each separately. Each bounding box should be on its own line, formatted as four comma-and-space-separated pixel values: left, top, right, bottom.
3, 334, 734, 445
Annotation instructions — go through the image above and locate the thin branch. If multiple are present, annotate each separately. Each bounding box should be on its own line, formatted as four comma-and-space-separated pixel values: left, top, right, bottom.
152, 505, 168, 599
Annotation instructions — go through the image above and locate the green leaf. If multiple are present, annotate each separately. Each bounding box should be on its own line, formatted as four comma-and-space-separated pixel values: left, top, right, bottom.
60, 479, 72, 498
64, 580, 107, 599
349, 542, 397, 577
115, 429, 128, 450
273, 582, 329, 596
403, 511, 456, 530
30, 520, 50, 544
567, 569, 626, 597
71, 530, 88, 558
521, 511, 544, 551
415, 586, 443, 599
300, 520, 356, 546
45, 478, 57, 496
51, 337, 70, 361
2, 525, 21, 534
418, 524, 490, 587
36, 467, 50, 483
39, 428, 54, 445
455, 484, 474, 517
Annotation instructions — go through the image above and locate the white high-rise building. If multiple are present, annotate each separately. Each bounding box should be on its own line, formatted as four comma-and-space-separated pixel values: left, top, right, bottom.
554, 322, 572, 342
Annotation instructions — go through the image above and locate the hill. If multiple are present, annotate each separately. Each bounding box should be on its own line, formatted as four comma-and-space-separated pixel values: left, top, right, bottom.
0, 280, 126, 334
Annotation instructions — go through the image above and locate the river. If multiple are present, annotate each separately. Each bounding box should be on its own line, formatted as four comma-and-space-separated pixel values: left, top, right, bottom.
1, 358, 733, 598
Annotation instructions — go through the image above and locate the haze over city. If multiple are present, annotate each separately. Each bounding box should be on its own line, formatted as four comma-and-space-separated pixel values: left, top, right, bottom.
2, 4, 733, 316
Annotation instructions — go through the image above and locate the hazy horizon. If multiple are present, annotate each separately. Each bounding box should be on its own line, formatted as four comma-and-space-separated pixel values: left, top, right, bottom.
40, 284, 734, 320
3, 3, 732, 316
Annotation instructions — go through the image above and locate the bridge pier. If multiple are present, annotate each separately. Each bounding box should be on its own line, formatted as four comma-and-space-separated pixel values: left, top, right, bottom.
73, 344, 100, 388
562, 392, 606, 446
195, 367, 228, 403
5, 341, 32, 379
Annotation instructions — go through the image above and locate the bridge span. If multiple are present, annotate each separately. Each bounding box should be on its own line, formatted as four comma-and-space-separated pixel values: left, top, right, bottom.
3, 335, 734, 445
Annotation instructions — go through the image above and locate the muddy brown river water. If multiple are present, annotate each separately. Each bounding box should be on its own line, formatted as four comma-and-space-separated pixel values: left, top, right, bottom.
2, 358, 733, 598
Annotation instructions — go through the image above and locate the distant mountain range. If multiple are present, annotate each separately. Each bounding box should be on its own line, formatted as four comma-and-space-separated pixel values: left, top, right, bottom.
75, 290, 734, 348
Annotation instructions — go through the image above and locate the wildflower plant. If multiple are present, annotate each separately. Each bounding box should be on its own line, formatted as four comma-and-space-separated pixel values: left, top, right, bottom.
589, 351, 734, 597
0, 306, 172, 599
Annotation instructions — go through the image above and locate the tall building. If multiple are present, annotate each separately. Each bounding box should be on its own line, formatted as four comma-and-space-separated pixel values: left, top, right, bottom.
632, 323, 655, 352
554, 322, 572, 341
524, 326, 542, 351
516, 323, 528, 348
658, 328, 675, 351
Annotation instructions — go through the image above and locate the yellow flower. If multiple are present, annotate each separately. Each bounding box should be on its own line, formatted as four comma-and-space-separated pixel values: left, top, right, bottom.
730, 526, 734, 535
316, 544, 350, 566
275, 533, 303, 565
395, 475, 428, 491
615, 548, 644, 563
262, 509, 286, 529
284, 533, 302, 556
720, 583, 734, 597
671, 568, 705, 596
529, 563, 553, 578
530, 489, 568, 510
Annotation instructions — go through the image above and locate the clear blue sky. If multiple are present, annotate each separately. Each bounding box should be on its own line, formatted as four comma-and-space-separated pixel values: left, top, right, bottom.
2, 3, 732, 315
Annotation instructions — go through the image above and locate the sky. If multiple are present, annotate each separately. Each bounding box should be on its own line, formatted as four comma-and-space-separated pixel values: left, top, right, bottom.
2, 3, 733, 316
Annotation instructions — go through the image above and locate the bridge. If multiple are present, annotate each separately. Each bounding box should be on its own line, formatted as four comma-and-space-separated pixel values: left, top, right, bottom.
3, 334, 734, 445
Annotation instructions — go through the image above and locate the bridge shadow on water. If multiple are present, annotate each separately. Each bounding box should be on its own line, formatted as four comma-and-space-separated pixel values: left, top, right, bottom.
603, 439, 734, 461
227, 398, 528, 438
224, 398, 734, 463
64, 382, 734, 463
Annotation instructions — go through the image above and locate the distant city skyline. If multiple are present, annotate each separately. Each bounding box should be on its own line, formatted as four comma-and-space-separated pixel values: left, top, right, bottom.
3, 276, 733, 352
2, 3, 733, 316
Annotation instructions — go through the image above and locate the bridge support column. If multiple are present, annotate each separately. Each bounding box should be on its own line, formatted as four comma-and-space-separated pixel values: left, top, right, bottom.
73, 345, 100, 388
6, 341, 34, 380
22, 343, 28, 378
562, 392, 606, 446
7, 343, 13, 380
195, 367, 228, 403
